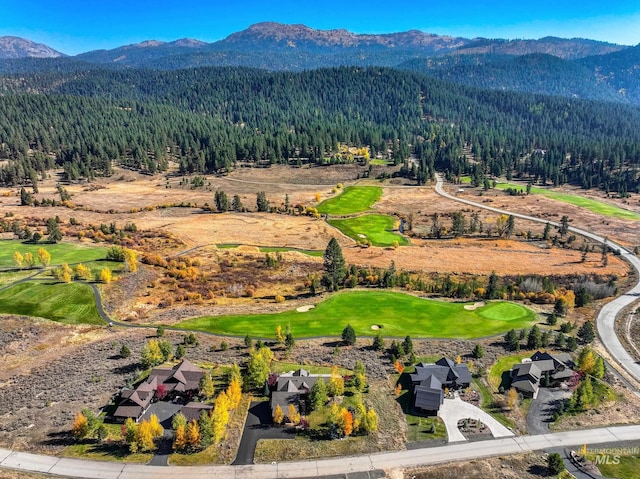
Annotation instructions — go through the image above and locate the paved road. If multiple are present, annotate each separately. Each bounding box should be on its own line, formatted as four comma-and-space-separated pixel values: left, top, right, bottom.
2, 425, 640, 478
434, 174, 640, 388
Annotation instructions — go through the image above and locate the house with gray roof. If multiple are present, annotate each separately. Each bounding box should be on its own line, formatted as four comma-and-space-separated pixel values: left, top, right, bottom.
112, 359, 204, 422
270, 369, 332, 419
410, 357, 471, 413
510, 351, 575, 398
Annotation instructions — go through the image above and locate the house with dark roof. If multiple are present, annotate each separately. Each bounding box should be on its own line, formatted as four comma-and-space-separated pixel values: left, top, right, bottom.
410, 357, 472, 413
510, 351, 575, 398
112, 359, 205, 422
270, 369, 332, 419
180, 402, 214, 422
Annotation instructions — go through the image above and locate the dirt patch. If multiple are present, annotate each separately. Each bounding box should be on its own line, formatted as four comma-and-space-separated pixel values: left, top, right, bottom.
406, 452, 549, 479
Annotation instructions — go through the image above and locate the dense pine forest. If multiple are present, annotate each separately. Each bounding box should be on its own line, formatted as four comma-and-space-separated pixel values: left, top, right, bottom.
1, 66, 640, 195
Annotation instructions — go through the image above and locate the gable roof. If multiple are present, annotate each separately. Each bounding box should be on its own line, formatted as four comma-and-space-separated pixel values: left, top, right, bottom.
410, 358, 472, 387
512, 362, 542, 381
414, 374, 444, 411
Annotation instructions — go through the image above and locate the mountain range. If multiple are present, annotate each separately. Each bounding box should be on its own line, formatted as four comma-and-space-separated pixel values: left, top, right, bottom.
1, 22, 639, 105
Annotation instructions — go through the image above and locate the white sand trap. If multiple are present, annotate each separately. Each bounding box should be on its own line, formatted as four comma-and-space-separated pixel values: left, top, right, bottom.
371, 325, 380, 330
464, 301, 486, 311
357, 233, 367, 238
296, 305, 315, 312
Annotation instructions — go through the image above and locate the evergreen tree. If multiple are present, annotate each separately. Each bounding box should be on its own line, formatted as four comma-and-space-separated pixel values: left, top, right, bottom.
341, 324, 356, 346
256, 191, 269, 212
322, 238, 347, 291
578, 322, 595, 344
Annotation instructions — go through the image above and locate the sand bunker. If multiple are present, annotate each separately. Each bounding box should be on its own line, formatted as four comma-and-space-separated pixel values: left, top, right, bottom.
464, 302, 486, 311
296, 305, 315, 312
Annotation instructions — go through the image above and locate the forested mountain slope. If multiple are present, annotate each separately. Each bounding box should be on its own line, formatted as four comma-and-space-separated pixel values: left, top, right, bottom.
1, 67, 640, 195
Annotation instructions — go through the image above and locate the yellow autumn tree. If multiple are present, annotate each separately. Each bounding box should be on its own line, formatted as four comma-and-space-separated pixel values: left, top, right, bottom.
328, 366, 345, 396
134, 419, 156, 452
100, 267, 112, 284
212, 391, 230, 442
199, 371, 215, 401
287, 403, 300, 425
75, 263, 93, 281
54, 263, 73, 283
365, 408, 378, 433
226, 377, 242, 410
12, 251, 23, 268
148, 414, 163, 438
314, 192, 321, 202
173, 424, 187, 450
394, 384, 402, 396
275, 324, 284, 344
37, 247, 51, 267
456, 355, 462, 364
23, 252, 35, 268
507, 388, 519, 410
71, 411, 88, 439
124, 248, 137, 273
272, 404, 284, 425
185, 420, 201, 448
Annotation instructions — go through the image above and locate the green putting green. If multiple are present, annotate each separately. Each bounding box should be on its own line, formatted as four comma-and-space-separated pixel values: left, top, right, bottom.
0, 240, 107, 268
317, 186, 382, 215
178, 291, 535, 339
0, 281, 103, 325
496, 183, 640, 220
328, 214, 408, 247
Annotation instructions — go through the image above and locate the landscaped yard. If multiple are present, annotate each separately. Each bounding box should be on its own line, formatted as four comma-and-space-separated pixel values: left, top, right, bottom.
178, 291, 535, 339
0, 240, 107, 268
396, 389, 447, 442
316, 186, 382, 215
495, 183, 640, 220
488, 353, 530, 391
62, 424, 153, 463
0, 281, 104, 325
328, 214, 408, 247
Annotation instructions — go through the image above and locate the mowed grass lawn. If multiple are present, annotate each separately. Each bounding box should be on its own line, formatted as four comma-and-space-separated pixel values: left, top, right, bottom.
496, 183, 640, 220
0, 240, 107, 267
0, 281, 103, 325
317, 186, 382, 215
178, 291, 535, 339
328, 214, 408, 247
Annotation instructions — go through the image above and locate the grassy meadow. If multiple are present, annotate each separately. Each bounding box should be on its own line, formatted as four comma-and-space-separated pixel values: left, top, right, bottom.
178, 291, 535, 339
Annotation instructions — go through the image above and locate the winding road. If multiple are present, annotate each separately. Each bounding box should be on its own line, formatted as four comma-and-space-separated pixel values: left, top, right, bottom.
435, 174, 640, 388
2, 176, 640, 477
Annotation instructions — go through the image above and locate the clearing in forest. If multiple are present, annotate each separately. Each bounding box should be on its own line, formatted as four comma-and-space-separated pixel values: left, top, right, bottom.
177, 291, 534, 339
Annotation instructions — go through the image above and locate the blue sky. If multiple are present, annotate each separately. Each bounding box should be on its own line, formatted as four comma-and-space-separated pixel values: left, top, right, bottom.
2, 0, 639, 55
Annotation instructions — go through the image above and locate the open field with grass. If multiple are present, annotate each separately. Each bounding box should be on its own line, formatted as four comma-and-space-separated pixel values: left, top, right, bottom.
328, 214, 408, 247
496, 183, 640, 220
178, 291, 535, 339
317, 186, 382, 215
0, 281, 103, 325
0, 240, 107, 268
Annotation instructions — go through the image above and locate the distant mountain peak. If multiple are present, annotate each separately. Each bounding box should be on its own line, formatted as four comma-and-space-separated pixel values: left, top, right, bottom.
0, 36, 65, 59
134, 40, 166, 48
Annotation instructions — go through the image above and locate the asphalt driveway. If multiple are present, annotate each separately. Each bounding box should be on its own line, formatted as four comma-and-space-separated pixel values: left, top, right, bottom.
527, 387, 572, 435
233, 401, 295, 465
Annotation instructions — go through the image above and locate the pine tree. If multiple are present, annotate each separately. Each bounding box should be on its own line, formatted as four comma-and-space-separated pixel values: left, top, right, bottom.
341, 324, 356, 345
323, 238, 347, 291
